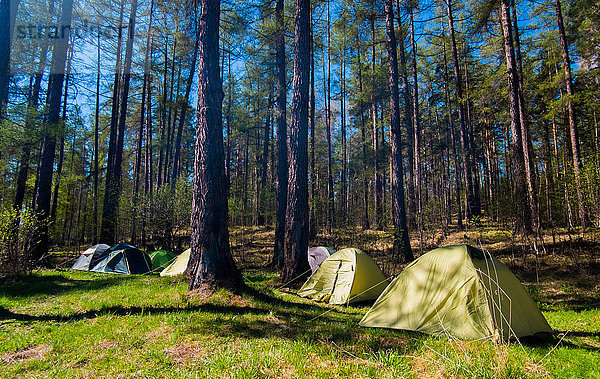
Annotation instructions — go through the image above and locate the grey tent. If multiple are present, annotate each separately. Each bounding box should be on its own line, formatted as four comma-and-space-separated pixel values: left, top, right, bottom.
308, 246, 335, 273
71, 244, 111, 271
90, 243, 151, 275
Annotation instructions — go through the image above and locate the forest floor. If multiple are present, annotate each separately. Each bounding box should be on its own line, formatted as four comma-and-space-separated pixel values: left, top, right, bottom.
0, 224, 599, 377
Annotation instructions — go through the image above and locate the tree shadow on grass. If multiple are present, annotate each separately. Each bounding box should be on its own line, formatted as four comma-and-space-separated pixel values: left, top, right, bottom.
0, 284, 425, 354
0, 273, 140, 299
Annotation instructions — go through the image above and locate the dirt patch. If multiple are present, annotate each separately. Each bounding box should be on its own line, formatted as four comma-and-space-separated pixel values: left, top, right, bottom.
164, 342, 209, 365
1, 344, 51, 364
146, 325, 172, 341
95, 340, 118, 349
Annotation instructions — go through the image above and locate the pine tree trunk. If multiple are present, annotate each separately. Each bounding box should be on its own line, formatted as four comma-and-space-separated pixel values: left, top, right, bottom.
32, 0, 74, 261
0, 0, 12, 123
554, 0, 588, 226
409, 8, 423, 249
172, 38, 199, 185
396, 5, 415, 231
188, 0, 242, 291
445, 0, 476, 224
385, 0, 413, 262
94, 28, 101, 243
499, 0, 531, 233
282, 0, 311, 284
273, 0, 287, 268
355, 27, 370, 230
371, 15, 383, 230
512, 9, 541, 236
50, 44, 73, 223
326, 0, 334, 234
100, 0, 126, 244
441, 20, 463, 228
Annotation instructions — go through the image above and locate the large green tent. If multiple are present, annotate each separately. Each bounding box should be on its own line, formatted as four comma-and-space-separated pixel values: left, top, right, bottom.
297, 248, 389, 305
160, 248, 190, 277
359, 244, 552, 340
90, 244, 151, 275
149, 250, 177, 272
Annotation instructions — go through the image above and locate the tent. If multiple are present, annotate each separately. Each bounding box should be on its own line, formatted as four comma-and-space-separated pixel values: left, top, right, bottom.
308, 246, 335, 273
149, 250, 177, 272
71, 244, 111, 271
297, 248, 389, 305
160, 248, 190, 277
359, 244, 552, 340
90, 243, 151, 275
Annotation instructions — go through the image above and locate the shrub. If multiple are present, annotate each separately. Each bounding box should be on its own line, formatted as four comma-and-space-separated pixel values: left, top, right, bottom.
0, 207, 44, 275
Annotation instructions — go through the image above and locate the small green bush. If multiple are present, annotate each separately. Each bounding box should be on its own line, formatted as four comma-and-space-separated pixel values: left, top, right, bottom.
0, 207, 44, 275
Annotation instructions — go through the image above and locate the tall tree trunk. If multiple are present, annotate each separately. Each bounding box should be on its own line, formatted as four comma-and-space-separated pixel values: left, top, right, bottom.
50, 43, 73, 223
0, 0, 12, 123
100, 0, 126, 244
397, 3, 415, 230
554, 0, 588, 226
14, 38, 48, 212
371, 15, 383, 230
409, 7, 423, 249
309, 17, 318, 239
441, 23, 463, 228
172, 38, 199, 185
445, 0, 477, 224
32, 0, 74, 261
355, 22, 370, 230
325, 0, 334, 234
499, 0, 531, 233
385, 0, 413, 262
132, 0, 155, 244
93, 27, 101, 243
340, 28, 348, 227
512, 8, 542, 237
188, 0, 242, 291
258, 95, 270, 226
282, 0, 311, 284
273, 0, 287, 268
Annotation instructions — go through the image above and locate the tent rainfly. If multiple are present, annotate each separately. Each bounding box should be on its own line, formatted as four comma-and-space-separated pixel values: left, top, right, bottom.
308, 246, 335, 273
71, 244, 111, 271
149, 250, 177, 271
160, 248, 190, 277
359, 244, 552, 340
90, 243, 151, 275
298, 248, 389, 305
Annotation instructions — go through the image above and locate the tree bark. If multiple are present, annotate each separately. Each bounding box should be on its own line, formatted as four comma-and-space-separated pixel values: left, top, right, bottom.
499, 0, 531, 233
445, 0, 477, 223
188, 0, 242, 291
100, 0, 126, 244
554, 0, 588, 226
32, 0, 74, 261
385, 0, 413, 262
355, 22, 370, 230
409, 7, 423, 248
282, 0, 311, 284
325, 0, 334, 234
371, 14, 383, 230
441, 22, 463, 229
273, 0, 287, 268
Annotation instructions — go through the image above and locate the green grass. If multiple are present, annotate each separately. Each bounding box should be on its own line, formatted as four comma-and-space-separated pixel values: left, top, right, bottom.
1, 269, 599, 378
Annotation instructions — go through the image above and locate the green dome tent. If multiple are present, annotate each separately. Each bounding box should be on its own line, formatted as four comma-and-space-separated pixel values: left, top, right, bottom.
71, 244, 111, 271
297, 248, 389, 305
90, 244, 151, 275
359, 244, 552, 340
149, 250, 177, 272
160, 248, 190, 277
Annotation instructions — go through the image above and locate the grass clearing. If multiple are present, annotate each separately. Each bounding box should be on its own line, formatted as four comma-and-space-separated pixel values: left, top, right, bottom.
1, 226, 599, 377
